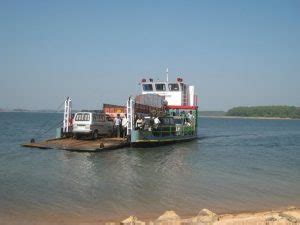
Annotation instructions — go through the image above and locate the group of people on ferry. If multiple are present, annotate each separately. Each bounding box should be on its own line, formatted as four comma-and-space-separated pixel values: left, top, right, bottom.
113, 110, 195, 138
134, 110, 195, 131
113, 114, 128, 138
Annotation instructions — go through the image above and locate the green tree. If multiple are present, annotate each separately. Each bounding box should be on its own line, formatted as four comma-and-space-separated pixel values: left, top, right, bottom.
226, 106, 300, 119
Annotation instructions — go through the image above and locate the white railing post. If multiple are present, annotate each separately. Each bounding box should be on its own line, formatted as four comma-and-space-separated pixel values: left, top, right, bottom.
63, 97, 72, 133
126, 97, 134, 136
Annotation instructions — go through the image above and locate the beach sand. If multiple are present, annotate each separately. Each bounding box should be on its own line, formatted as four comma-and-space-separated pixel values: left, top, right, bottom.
1, 207, 299, 225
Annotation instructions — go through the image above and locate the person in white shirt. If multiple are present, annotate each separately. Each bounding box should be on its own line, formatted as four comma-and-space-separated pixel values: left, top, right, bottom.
154, 116, 160, 129
122, 114, 128, 137
135, 116, 143, 130
114, 114, 122, 138
187, 111, 194, 122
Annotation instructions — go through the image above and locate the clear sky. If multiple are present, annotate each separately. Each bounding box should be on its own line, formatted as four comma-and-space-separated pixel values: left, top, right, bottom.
1, 0, 299, 110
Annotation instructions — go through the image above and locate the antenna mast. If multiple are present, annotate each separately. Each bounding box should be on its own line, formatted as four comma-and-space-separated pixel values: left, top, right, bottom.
166, 68, 169, 83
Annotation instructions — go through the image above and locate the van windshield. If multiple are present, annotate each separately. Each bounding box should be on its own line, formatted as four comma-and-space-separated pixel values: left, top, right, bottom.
75, 113, 90, 121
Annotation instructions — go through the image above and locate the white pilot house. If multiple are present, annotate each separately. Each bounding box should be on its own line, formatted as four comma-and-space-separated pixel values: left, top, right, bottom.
140, 78, 197, 107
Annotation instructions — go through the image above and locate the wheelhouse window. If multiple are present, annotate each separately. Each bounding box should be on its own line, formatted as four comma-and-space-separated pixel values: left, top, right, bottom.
143, 84, 153, 91
75, 113, 90, 121
155, 83, 166, 91
168, 83, 180, 91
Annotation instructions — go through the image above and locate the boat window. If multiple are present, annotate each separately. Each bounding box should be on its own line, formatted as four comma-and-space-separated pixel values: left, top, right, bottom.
161, 118, 168, 125
159, 117, 174, 125
143, 84, 153, 91
75, 113, 90, 121
168, 83, 180, 91
155, 83, 166, 91
174, 118, 183, 125
169, 118, 175, 125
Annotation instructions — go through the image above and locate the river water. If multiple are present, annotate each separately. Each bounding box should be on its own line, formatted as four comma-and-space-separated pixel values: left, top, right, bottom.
0, 112, 299, 224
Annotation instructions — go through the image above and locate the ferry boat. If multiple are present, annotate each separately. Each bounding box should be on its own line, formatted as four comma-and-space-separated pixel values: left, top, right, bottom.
126, 76, 198, 146
23, 74, 199, 151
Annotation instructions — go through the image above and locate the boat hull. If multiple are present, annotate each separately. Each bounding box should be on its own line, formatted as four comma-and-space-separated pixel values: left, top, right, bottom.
130, 136, 197, 147
130, 129, 197, 147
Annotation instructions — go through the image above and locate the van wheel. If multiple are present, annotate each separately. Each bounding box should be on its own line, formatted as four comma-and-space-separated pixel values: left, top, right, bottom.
74, 134, 80, 140
92, 131, 98, 140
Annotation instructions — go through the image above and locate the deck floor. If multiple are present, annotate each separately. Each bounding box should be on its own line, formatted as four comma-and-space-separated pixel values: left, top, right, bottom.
22, 137, 129, 152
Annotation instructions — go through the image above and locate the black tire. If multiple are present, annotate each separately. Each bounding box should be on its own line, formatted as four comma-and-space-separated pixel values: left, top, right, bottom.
74, 134, 80, 140
92, 130, 98, 140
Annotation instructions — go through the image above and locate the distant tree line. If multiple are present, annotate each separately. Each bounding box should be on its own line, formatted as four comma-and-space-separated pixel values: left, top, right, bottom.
226, 106, 300, 119
199, 111, 226, 117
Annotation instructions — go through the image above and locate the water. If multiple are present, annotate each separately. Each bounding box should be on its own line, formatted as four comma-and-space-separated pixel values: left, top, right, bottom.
0, 112, 300, 223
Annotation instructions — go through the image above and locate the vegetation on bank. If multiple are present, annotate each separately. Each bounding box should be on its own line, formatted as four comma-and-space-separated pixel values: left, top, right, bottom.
2, 106, 300, 119
199, 111, 226, 117
226, 106, 300, 119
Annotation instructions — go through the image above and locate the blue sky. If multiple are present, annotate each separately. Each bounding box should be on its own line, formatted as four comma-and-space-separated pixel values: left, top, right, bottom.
1, 0, 299, 110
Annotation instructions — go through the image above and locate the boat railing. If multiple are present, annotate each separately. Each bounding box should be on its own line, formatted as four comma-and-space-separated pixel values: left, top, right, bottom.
136, 124, 196, 137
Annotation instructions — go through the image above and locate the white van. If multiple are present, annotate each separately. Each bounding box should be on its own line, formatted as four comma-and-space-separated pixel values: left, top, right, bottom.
72, 112, 114, 139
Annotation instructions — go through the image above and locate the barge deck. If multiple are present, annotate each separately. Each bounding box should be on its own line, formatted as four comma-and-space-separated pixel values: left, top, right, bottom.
22, 137, 129, 152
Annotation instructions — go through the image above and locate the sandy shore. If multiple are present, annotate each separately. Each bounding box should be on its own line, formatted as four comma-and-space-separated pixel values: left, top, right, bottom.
3, 207, 299, 225
114, 207, 300, 225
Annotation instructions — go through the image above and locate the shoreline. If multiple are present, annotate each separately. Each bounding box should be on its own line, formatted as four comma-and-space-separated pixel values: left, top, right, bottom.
1, 111, 300, 120
1, 207, 299, 225
109, 207, 300, 225
199, 115, 300, 120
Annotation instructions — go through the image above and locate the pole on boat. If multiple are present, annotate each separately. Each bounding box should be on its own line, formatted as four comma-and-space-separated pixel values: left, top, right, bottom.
126, 96, 134, 137
63, 97, 72, 134
166, 68, 169, 83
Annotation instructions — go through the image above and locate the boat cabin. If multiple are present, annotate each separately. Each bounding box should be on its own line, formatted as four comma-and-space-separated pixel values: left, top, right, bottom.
140, 78, 197, 107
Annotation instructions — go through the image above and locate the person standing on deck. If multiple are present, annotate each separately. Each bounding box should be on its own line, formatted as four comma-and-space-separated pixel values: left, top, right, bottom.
187, 111, 195, 134
135, 116, 143, 130
122, 114, 128, 137
114, 114, 122, 138
187, 111, 194, 123
154, 116, 160, 129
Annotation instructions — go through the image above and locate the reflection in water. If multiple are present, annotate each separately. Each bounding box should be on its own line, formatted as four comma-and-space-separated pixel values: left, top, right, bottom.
0, 113, 300, 222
